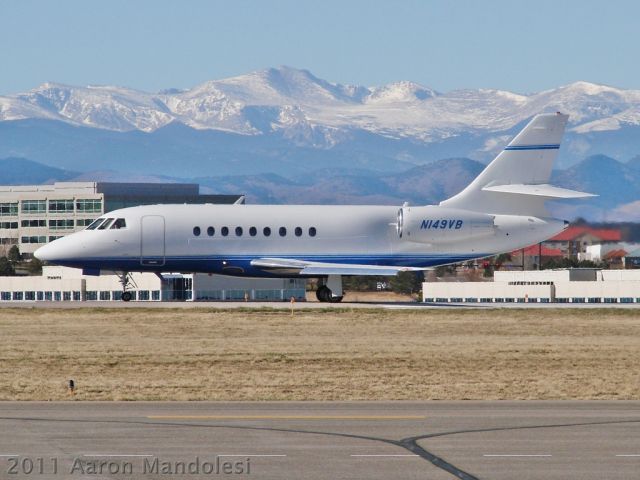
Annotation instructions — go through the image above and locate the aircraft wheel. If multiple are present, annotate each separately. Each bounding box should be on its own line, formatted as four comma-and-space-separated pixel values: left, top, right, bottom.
316, 285, 331, 302
122, 291, 132, 302
329, 295, 343, 303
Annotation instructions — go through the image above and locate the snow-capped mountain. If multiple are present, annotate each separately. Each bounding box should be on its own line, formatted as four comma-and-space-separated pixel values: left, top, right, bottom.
2, 66, 639, 138
1, 82, 174, 132
1, 66, 640, 177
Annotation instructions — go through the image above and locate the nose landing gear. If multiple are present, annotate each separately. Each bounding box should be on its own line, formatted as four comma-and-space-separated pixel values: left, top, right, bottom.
116, 272, 136, 302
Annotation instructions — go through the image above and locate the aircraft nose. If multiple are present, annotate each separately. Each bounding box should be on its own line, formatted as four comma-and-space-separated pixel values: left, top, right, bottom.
34, 235, 80, 262
34, 242, 56, 261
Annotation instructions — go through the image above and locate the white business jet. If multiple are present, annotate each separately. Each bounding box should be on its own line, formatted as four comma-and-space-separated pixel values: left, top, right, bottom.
35, 113, 593, 302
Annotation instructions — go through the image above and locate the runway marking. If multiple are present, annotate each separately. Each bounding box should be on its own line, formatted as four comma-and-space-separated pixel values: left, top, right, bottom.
147, 415, 426, 420
483, 454, 552, 457
218, 455, 286, 457
351, 454, 420, 457
616, 454, 640, 457
83, 455, 154, 457
0, 455, 18, 457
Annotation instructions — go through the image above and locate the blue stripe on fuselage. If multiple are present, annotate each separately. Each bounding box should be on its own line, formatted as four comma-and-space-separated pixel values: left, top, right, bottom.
49, 253, 490, 277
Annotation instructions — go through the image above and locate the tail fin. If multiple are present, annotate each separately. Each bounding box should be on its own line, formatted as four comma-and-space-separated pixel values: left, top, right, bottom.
440, 113, 594, 216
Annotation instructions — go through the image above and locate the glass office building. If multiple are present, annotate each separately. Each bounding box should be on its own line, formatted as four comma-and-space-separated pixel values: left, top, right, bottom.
0, 182, 242, 256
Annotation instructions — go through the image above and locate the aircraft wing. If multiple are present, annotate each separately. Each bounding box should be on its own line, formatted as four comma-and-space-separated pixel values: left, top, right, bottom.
250, 258, 423, 276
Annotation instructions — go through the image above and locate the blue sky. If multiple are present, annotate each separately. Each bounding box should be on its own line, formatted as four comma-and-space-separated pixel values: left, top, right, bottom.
0, 0, 637, 95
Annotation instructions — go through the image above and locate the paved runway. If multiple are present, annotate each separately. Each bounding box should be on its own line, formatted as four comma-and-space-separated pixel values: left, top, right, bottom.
1, 401, 639, 479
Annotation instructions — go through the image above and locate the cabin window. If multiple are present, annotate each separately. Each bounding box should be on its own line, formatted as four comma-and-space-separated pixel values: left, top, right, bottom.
193, 226, 201, 236
207, 226, 215, 236
235, 226, 243, 236
249, 226, 257, 236
111, 218, 126, 229
221, 226, 229, 236
279, 227, 287, 237
295, 227, 302, 237
309, 227, 317, 237
263, 227, 271, 237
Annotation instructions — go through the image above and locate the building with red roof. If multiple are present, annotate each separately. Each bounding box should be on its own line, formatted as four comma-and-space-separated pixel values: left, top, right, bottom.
519, 244, 564, 257
602, 249, 628, 269
507, 244, 564, 270
544, 226, 622, 258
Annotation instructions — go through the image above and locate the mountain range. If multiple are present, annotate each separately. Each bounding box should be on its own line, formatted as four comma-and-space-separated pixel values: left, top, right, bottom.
2, 154, 639, 222
1, 66, 639, 220
1, 66, 640, 176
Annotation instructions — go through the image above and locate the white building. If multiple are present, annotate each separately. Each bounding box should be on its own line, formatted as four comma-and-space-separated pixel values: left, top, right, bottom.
0, 266, 306, 302
581, 242, 640, 265
0, 182, 241, 257
423, 269, 640, 304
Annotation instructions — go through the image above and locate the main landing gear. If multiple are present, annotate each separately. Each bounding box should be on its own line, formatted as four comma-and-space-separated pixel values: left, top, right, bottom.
316, 275, 343, 303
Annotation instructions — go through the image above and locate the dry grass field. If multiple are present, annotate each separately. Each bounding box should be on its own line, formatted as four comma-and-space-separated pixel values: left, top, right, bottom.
1, 307, 639, 401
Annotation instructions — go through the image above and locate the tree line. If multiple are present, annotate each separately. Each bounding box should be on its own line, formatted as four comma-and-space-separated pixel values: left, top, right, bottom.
0, 246, 43, 276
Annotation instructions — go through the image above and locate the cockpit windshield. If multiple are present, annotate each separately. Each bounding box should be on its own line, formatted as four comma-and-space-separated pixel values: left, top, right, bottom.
85, 217, 127, 231
86, 218, 106, 230
111, 218, 126, 229
98, 218, 115, 230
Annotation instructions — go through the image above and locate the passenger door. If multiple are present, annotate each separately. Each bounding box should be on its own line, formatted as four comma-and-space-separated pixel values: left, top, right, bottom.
140, 215, 165, 266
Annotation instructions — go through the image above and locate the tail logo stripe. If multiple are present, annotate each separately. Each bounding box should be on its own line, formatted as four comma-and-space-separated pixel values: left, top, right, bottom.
504, 144, 560, 151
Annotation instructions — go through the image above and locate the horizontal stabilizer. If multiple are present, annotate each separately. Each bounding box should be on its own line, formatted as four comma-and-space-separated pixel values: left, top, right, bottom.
251, 258, 422, 276
482, 183, 596, 199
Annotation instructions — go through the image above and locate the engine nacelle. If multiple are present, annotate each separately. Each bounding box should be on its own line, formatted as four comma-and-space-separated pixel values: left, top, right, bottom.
397, 206, 495, 244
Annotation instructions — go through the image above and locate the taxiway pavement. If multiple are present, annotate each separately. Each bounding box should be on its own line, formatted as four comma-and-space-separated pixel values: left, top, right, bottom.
1, 401, 639, 479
